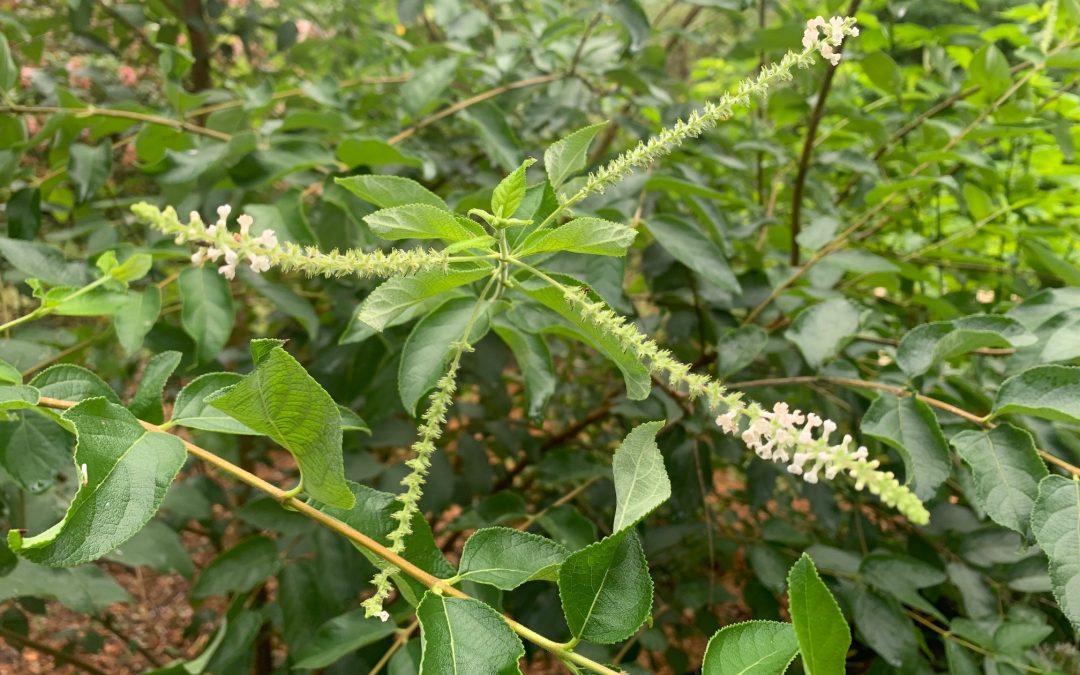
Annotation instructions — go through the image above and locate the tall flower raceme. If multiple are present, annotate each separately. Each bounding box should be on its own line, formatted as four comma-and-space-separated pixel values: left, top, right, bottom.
132, 203, 452, 279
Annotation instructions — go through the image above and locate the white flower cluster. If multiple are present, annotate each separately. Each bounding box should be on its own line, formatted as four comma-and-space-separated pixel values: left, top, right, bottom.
716, 403, 929, 524
185, 205, 277, 280
803, 15, 859, 66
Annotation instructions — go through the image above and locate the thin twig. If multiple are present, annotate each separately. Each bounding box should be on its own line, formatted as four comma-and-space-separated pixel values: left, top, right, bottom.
0, 104, 232, 141
0, 626, 109, 675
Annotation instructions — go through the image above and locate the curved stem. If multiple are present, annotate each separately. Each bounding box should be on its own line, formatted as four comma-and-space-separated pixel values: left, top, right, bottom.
34, 396, 621, 675
0, 104, 232, 142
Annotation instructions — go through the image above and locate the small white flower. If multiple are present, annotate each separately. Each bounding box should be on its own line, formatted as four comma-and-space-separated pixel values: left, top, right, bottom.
376, 610, 390, 623
191, 249, 206, 265
206, 224, 218, 237
224, 248, 238, 265
237, 214, 254, 236
715, 412, 739, 434
248, 253, 271, 274
821, 43, 842, 66
216, 204, 231, 221
257, 230, 278, 248
205, 246, 222, 262
79, 463, 88, 486
219, 263, 237, 280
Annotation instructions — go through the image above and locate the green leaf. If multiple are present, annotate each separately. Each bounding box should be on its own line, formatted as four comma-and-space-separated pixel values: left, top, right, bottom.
7, 398, 186, 567
896, 315, 1033, 378
417, 594, 524, 675
170, 373, 256, 434
29, 365, 120, 404
365, 204, 486, 242
401, 57, 457, 116
208, 343, 354, 508
544, 122, 606, 191
968, 43, 1011, 100
317, 482, 455, 607
7, 187, 41, 240
0, 561, 130, 614
517, 279, 650, 401
0, 32, 16, 91
851, 590, 917, 668
612, 421, 670, 533
68, 143, 112, 203
702, 621, 799, 675
129, 351, 182, 424
243, 272, 320, 341
458, 527, 569, 590
105, 519, 195, 578
398, 296, 491, 415
0, 237, 90, 286
334, 175, 448, 210
191, 536, 281, 599
861, 51, 903, 92
558, 531, 653, 643
645, 215, 740, 292
179, 266, 235, 364
518, 217, 637, 258
950, 425, 1047, 538
0, 358, 20, 385
114, 286, 162, 356
1030, 475, 1080, 631
609, 0, 650, 52
0, 384, 39, 412
338, 406, 371, 434
994, 365, 1080, 424
716, 326, 767, 377
785, 298, 860, 369
293, 608, 398, 669
336, 137, 423, 169
108, 253, 154, 284
463, 102, 522, 172
491, 158, 536, 218
358, 266, 492, 332
861, 394, 951, 501
0, 410, 72, 494
491, 317, 555, 420
786, 553, 850, 675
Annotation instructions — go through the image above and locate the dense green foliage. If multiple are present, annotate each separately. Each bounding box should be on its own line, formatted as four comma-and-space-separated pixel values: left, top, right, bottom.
1, 0, 1079, 673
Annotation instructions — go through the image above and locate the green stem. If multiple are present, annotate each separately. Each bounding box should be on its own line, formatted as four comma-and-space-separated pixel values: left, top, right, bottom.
0, 276, 111, 333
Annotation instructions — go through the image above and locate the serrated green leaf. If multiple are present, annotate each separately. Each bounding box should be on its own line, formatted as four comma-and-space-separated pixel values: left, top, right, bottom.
191, 536, 281, 599
0, 358, 20, 385
492, 317, 555, 420
0, 237, 91, 287
129, 351, 182, 424
293, 607, 398, 669
458, 527, 569, 590
29, 364, 120, 404
558, 531, 652, 643
950, 425, 1047, 538
518, 217, 636, 258
0, 410, 72, 494
787, 554, 850, 675
1030, 475, 1080, 631
702, 620, 798, 675
861, 394, 950, 500
785, 298, 860, 369
335, 175, 448, 210
896, 315, 1033, 378
114, 286, 161, 356
68, 143, 112, 203
716, 325, 767, 377
170, 372, 256, 434
645, 215, 740, 292
612, 421, 670, 533
994, 365, 1080, 424
0, 384, 39, 412
179, 266, 235, 364
417, 594, 524, 675
544, 122, 606, 190
399, 296, 491, 415
209, 344, 354, 508
365, 204, 485, 242
359, 266, 492, 332
318, 482, 454, 606
491, 158, 536, 218
8, 398, 186, 567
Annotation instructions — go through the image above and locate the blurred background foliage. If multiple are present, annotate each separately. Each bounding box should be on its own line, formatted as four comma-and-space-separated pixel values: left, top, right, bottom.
1, 0, 1080, 672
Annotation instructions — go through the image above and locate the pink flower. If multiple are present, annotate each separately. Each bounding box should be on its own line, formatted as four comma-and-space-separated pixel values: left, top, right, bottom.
118, 65, 138, 87
19, 66, 35, 89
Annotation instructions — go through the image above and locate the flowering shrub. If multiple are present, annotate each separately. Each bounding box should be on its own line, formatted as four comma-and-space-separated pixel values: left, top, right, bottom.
0, 2, 1079, 674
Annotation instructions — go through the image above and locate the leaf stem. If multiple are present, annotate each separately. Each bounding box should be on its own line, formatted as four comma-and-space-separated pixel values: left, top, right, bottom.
33, 396, 621, 675
0, 275, 111, 334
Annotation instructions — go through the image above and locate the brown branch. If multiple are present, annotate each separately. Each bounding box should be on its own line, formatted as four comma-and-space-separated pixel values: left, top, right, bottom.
0, 626, 108, 675
0, 105, 232, 142
181, 0, 212, 93
386, 74, 563, 146
790, 0, 860, 266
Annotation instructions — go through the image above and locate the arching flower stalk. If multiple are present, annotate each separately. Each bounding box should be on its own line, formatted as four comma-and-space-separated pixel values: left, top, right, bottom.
563, 286, 930, 525
132, 202, 451, 280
